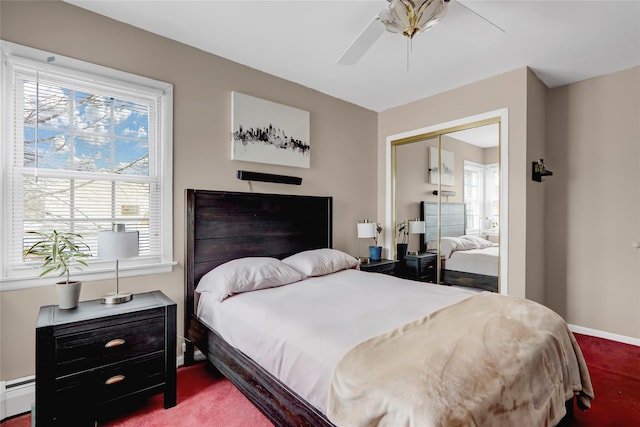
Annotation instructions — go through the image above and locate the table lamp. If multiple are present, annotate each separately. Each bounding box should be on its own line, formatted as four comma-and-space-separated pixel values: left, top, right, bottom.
98, 224, 138, 304
408, 219, 425, 255
357, 220, 377, 263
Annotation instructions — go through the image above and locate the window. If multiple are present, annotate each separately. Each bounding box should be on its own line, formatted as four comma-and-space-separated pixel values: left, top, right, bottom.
484, 164, 500, 232
463, 161, 499, 236
1, 41, 173, 289
463, 161, 483, 235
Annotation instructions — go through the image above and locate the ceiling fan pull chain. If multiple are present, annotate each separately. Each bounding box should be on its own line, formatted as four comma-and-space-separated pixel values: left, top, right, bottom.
406, 37, 410, 72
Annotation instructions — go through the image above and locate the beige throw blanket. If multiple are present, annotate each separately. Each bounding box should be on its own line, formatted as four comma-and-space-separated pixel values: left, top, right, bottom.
328, 293, 594, 427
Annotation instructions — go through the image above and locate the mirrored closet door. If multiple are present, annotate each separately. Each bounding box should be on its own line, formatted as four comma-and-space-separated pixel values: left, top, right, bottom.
391, 118, 501, 292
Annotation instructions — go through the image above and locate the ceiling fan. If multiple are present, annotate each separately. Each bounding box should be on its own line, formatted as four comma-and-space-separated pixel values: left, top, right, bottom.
337, 0, 504, 65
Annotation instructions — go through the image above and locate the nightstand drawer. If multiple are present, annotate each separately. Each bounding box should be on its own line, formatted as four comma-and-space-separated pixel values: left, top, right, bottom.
414, 259, 435, 275
360, 259, 399, 275
404, 253, 437, 282
54, 354, 165, 410
55, 316, 165, 376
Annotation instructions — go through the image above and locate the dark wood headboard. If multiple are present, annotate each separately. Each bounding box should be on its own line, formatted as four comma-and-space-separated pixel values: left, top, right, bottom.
185, 189, 333, 325
420, 201, 465, 251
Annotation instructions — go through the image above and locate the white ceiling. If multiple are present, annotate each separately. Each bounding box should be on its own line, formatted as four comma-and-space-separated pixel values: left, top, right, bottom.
448, 123, 499, 148
65, 0, 640, 113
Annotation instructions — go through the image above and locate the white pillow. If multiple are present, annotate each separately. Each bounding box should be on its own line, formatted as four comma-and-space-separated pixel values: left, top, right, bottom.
282, 248, 358, 277
461, 235, 495, 249
196, 257, 304, 301
426, 239, 439, 252
427, 237, 476, 258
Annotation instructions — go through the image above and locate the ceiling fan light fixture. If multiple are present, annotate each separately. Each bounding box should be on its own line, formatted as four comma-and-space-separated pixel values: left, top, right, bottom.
379, 0, 449, 39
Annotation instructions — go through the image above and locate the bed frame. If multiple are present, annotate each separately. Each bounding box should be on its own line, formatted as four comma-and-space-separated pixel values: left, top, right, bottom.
421, 201, 499, 292
184, 189, 573, 426
184, 189, 335, 426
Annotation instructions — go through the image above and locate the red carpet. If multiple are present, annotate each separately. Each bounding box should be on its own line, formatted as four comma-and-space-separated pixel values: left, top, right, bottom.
2, 333, 638, 426
99, 363, 273, 427
565, 334, 640, 427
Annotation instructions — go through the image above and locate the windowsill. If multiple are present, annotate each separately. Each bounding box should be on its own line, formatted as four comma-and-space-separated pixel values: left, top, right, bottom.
0, 261, 177, 291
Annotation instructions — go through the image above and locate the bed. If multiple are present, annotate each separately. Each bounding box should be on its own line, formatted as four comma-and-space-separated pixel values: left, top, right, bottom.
185, 189, 593, 426
421, 201, 499, 292
184, 189, 334, 425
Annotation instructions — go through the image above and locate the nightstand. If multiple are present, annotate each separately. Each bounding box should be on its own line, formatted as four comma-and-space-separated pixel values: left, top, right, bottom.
360, 259, 399, 276
402, 253, 437, 282
36, 290, 177, 426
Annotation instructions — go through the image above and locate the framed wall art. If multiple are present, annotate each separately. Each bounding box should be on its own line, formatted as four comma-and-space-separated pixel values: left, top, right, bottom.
231, 92, 310, 169
429, 147, 454, 186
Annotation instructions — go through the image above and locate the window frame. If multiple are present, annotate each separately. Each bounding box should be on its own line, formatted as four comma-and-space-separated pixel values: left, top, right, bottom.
484, 163, 500, 233
464, 160, 500, 237
0, 40, 174, 290
463, 161, 484, 235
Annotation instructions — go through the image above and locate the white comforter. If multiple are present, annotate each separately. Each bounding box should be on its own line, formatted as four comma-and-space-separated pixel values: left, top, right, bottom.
446, 245, 499, 276
197, 269, 477, 412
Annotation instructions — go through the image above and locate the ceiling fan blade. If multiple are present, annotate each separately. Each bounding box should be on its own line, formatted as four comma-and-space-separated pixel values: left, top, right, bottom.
456, 0, 505, 33
337, 14, 385, 65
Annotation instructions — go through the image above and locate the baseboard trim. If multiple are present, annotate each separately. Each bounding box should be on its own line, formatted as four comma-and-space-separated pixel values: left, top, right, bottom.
568, 324, 640, 346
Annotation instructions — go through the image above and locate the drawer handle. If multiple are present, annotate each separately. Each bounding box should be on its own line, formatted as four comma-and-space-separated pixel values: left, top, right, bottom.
105, 375, 125, 385
105, 338, 126, 348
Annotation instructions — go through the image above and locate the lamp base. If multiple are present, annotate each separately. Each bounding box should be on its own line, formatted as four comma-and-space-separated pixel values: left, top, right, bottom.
101, 291, 133, 304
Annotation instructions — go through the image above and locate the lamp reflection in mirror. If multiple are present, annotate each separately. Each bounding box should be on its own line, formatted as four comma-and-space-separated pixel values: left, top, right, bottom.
98, 224, 138, 304
357, 220, 377, 264
408, 219, 425, 255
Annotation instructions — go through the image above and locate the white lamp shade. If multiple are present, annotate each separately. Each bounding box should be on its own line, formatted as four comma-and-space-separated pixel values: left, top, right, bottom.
98, 229, 139, 260
409, 220, 425, 234
357, 222, 377, 238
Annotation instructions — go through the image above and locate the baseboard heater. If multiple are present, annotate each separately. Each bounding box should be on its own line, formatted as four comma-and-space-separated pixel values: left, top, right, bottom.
1, 376, 35, 421
237, 170, 302, 185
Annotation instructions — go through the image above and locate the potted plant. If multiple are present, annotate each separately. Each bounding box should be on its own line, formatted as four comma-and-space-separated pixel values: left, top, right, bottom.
369, 223, 383, 261
396, 220, 409, 261
23, 230, 91, 309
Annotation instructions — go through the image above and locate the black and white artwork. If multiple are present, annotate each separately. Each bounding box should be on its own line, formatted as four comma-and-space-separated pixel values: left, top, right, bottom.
232, 92, 310, 168
429, 147, 454, 186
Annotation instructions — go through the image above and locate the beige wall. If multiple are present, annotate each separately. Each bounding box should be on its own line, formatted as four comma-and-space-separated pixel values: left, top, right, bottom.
0, 1, 378, 380
525, 69, 549, 304
379, 68, 530, 299
395, 138, 437, 251
484, 147, 499, 165
546, 67, 640, 338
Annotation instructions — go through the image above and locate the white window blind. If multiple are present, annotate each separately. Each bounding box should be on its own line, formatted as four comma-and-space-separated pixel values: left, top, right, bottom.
1, 41, 173, 289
